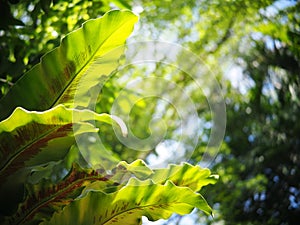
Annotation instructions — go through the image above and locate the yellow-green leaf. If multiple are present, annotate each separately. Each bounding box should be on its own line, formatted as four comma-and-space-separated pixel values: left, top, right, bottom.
41, 178, 213, 225
0, 105, 126, 214
0, 10, 138, 120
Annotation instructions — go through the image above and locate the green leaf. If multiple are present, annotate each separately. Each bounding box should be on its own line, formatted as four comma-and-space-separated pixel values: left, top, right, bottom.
5, 163, 113, 225
149, 163, 219, 191
113, 159, 154, 180
80, 160, 219, 194
5, 160, 217, 225
0, 104, 127, 179
0, 10, 138, 120
6, 160, 157, 225
110, 160, 218, 191
41, 178, 212, 225
0, 105, 127, 213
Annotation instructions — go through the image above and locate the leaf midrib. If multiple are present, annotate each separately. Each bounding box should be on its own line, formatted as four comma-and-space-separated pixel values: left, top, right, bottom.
0, 124, 71, 176
102, 200, 193, 225
17, 174, 112, 225
1, 11, 136, 176
51, 13, 135, 108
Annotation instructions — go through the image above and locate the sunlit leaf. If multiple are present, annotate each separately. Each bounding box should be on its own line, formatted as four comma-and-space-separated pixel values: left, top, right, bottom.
0, 105, 126, 213
149, 162, 219, 191
41, 178, 212, 225
0, 10, 138, 120
4, 160, 217, 224
0, 104, 127, 179
5, 163, 113, 225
